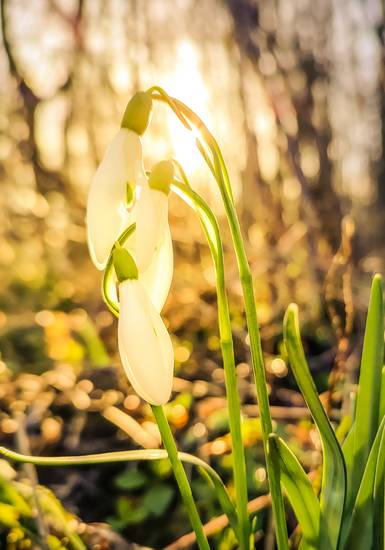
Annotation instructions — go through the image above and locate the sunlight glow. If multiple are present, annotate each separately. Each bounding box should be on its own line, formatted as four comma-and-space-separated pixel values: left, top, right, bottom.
164, 40, 209, 173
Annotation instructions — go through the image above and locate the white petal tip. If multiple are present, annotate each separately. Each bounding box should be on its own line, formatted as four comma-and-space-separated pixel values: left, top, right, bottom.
92, 258, 107, 271
147, 390, 172, 406
88, 243, 108, 270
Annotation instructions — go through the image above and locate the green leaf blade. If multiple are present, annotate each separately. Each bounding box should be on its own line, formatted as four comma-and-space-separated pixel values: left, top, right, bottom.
284, 304, 346, 550
343, 417, 385, 549
351, 274, 384, 504
373, 421, 385, 549
269, 434, 320, 549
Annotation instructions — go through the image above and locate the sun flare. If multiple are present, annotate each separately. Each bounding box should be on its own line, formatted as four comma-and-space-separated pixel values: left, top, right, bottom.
164, 40, 209, 173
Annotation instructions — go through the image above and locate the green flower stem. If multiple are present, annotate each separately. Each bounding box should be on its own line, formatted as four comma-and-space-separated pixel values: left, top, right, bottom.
0, 446, 238, 535
102, 223, 136, 317
171, 158, 191, 188
147, 88, 233, 201
150, 88, 288, 549
151, 405, 210, 550
172, 179, 250, 549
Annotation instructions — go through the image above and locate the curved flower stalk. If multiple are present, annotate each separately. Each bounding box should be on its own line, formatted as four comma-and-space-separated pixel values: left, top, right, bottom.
113, 245, 174, 406
148, 87, 289, 549
86, 92, 152, 269
0, 446, 238, 536
171, 176, 251, 549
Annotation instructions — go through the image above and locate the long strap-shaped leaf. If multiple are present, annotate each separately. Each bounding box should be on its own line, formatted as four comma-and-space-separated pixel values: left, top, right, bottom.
373, 422, 385, 550
348, 274, 384, 511
269, 434, 320, 549
342, 426, 354, 470
0, 446, 238, 536
342, 416, 385, 549
379, 366, 385, 426
284, 304, 346, 550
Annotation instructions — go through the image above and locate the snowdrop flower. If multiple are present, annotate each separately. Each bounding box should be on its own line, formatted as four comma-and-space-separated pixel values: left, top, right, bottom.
106, 160, 175, 312
87, 92, 152, 270
113, 245, 174, 405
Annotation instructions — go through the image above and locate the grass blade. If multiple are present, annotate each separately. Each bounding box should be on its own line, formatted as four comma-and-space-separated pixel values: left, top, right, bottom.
342, 426, 354, 475
349, 274, 384, 508
342, 416, 385, 549
269, 434, 320, 549
379, 366, 385, 430
373, 423, 385, 549
284, 304, 346, 550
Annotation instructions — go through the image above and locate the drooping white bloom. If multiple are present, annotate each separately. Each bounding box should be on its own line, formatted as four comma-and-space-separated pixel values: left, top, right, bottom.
131, 183, 170, 272
87, 90, 153, 269
130, 160, 175, 306
107, 223, 173, 313
105, 181, 174, 312
118, 278, 174, 405
128, 181, 173, 310
86, 128, 144, 270
106, 159, 175, 312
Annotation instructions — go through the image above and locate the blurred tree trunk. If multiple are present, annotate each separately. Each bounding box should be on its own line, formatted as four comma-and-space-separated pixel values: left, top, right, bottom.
226, 0, 343, 252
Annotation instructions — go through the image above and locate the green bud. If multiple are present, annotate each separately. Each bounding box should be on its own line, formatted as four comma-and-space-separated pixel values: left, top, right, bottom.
113, 244, 138, 282
126, 181, 135, 208
121, 91, 153, 135
148, 160, 174, 195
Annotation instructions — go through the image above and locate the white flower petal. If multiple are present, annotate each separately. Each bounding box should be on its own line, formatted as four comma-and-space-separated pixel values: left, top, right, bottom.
140, 225, 173, 311
87, 129, 143, 269
148, 290, 174, 374
118, 280, 174, 405
132, 186, 169, 272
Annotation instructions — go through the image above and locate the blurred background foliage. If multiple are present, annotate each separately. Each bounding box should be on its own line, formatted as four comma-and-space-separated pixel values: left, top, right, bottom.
0, 0, 384, 548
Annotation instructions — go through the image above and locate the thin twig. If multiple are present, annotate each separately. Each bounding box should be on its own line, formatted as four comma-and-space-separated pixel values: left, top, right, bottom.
324, 216, 355, 415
